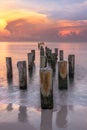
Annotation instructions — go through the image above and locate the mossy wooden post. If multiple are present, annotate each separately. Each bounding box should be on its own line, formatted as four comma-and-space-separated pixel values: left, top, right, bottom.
40, 46, 44, 56
40, 68, 53, 109
68, 55, 75, 78
59, 50, 64, 61
6, 57, 13, 79
40, 56, 47, 68
27, 53, 33, 70
58, 61, 67, 90
31, 50, 35, 61
17, 61, 27, 90
55, 48, 58, 60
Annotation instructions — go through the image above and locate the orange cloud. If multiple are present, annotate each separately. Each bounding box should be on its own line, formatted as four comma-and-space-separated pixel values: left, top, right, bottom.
59, 29, 81, 37
0, 10, 87, 41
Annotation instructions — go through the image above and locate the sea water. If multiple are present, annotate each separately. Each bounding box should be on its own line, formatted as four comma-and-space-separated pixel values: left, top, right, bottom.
0, 42, 87, 108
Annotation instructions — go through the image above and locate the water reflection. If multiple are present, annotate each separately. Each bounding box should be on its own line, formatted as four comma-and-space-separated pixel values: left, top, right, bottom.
69, 77, 75, 87
40, 110, 53, 130
18, 106, 28, 122
56, 105, 68, 128
6, 103, 13, 111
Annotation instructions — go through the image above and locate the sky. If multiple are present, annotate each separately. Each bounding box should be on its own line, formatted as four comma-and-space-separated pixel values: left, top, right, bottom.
0, 0, 87, 42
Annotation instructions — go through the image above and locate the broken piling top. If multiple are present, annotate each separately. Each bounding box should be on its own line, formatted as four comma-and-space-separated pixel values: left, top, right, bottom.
58, 61, 68, 90
6, 57, 13, 79
17, 61, 27, 90
40, 67, 52, 97
68, 54, 75, 78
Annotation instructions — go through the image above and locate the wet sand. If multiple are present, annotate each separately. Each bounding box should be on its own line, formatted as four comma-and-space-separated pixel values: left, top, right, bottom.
0, 104, 87, 130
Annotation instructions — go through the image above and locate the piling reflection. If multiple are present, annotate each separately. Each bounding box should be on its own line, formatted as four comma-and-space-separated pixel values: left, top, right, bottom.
6, 103, 13, 111
56, 105, 68, 128
40, 110, 53, 130
18, 106, 28, 122
69, 77, 75, 87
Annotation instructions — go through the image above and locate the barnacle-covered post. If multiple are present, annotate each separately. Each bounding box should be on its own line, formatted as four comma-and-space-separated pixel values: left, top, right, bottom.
6, 57, 13, 79
58, 61, 67, 90
59, 50, 64, 61
68, 55, 75, 79
40, 68, 53, 109
40, 56, 47, 68
17, 61, 27, 90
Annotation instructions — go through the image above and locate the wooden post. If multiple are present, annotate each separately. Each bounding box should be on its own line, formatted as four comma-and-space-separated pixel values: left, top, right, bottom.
59, 50, 64, 61
46, 48, 52, 64
51, 53, 56, 72
31, 50, 35, 61
68, 55, 75, 78
6, 57, 13, 79
40, 46, 44, 56
40, 56, 47, 68
58, 61, 67, 90
27, 53, 33, 69
17, 61, 27, 90
55, 48, 58, 60
38, 43, 40, 49
48, 49, 52, 59
40, 68, 53, 109
45, 46, 47, 55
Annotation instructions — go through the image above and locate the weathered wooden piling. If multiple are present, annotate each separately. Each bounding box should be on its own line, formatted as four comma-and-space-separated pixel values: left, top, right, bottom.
46, 48, 52, 65
40, 46, 44, 56
40, 56, 47, 68
47, 49, 52, 59
17, 61, 27, 90
31, 50, 35, 61
40, 68, 53, 109
27, 53, 33, 69
51, 53, 56, 71
58, 61, 67, 90
6, 57, 13, 79
55, 48, 58, 60
68, 55, 75, 78
59, 50, 64, 61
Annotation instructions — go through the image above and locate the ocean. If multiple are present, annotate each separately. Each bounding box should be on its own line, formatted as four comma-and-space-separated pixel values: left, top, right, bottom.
0, 42, 87, 130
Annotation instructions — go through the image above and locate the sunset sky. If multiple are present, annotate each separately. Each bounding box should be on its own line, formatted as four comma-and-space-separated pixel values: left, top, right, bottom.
0, 0, 87, 42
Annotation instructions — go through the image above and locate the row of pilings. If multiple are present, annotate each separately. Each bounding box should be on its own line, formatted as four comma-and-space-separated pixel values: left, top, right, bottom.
39, 45, 75, 109
6, 44, 75, 109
